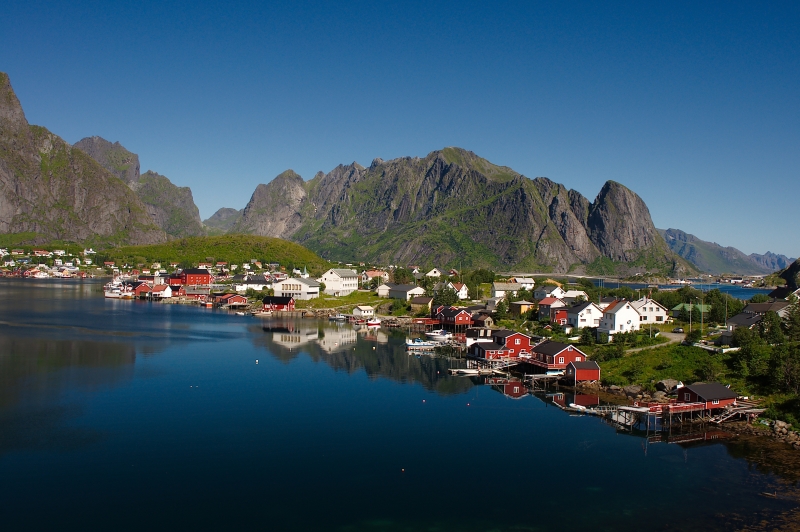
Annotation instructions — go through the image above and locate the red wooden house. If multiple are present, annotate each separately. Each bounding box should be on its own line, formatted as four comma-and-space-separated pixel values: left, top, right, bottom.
551, 309, 568, 326
436, 307, 473, 327
216, 293, 248, 306
565, 361, 601, 384
530, 340, 588, 371
181, 268, 213, 286
677, 383, 737, 410
470, 330, 533, 360
133, 283, 152, 298
262, 296, 295, 312
167, 274, 183, 287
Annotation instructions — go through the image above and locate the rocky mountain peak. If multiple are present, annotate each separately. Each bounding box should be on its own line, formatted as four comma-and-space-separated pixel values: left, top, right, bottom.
73, 136, 140, 184
0, 72, 29, 139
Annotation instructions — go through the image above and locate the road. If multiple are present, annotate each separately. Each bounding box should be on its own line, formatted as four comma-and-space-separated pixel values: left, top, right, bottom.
624, 331, 685, 354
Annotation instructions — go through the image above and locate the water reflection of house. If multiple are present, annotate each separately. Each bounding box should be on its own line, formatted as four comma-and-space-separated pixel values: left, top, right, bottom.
550, 392, 600, 409
486, 377, 528, 399
262, 321, 319, 349
317, 327, 359, 353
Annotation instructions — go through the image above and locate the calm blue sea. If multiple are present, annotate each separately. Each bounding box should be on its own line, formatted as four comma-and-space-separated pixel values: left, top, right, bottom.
0, 279, 795, 531
593, 280, 773, 300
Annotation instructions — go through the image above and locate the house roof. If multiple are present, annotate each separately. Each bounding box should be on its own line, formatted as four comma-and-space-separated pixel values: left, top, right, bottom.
532, 340, 580, 356
327, 268, 358, 278
262, 296, 294, 305
492, 282, 522, 291
684, 383, 738, 401
510, 300, 535, 306
410, 296, 434, 305
183, 268, 212, 275
569, 360, 601, 370
726, 312, 763, 328
743, 301, 789, 315
451, 282, 466, 291
466, 328, 492, 337
568, 302, 597, 314
390, 284, 421, 292
513, 277, 535, 284
630, 298, 668, 311
279, 277, 320, 287
355, 305, 374, 311
538, 297, 563, 306
604, 300, 638, 314
440, 307, 470, 318
563, 290, 589, 298
152, 285, 170, 292
492, 329, 526, 338
474, 342, 506, 352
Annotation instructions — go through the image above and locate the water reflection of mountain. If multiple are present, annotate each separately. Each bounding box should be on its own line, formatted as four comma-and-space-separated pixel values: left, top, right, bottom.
251, 319, 473, 396
0, 336, 136, 455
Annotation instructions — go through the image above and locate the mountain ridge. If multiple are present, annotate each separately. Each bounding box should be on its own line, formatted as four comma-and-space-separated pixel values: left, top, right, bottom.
232, 148, 690, 274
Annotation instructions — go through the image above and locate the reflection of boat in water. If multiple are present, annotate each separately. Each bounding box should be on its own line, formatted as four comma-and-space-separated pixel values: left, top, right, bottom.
425, 329, 452, 341
366, 318, 381, 326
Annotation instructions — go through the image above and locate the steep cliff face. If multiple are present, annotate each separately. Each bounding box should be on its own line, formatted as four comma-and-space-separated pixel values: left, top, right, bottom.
203, 207, 242, 233
781, 259, 800, 291
73, 136, 140, 184
73, 137, 204, 238
234, 147, 686, 273
0, 72, 165, 245
132, 171, 204, 237
234, 170, 308, 237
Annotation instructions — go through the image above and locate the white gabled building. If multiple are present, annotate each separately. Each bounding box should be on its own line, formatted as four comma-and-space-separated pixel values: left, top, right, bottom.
598, 300, 641, 340
566, 302, 603, 329
352, 305, 374, 318
511, 277, 535, 290
318, 268, 359, 296
534, 285, 566, 301
629, 297, 670, 325
273, 277, 321, 300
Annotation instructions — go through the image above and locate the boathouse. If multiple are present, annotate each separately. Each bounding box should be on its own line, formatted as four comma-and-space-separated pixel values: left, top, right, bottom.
565, 361, 601, 385
262, 296, 295, 312
529, 340, 587, 371
470, 329, 532, 359
678, 383, 737, 410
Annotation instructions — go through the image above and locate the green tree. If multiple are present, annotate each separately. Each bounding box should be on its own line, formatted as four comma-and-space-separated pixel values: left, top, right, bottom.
685, 329, 702, 343
495, 299, 508, 320
770, 343, 800, 394
468, 284, 483, 300
759, 310, 785, 345
750, 293, 771, 304
433, 287, 459, 307
678, 304, 690, 323
783, 295, 800, 342
392, 268, 413, 284
580, 327, 596, 345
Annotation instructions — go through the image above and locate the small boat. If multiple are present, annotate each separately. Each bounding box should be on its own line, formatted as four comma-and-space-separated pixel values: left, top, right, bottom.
406, 338, 437, 348
425, 329, 453, 341
235, 311, 246, 316
448, 368, 480, 376
329, 313, 347, 321
366, 317, 381, 326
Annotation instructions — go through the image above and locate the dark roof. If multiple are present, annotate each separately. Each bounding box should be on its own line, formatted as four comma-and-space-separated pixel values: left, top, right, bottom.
532, 340, 578, 356
183, 268, 212, 275
410, 296, 433, 304
390, 284, 419, 292
474, 342, 506, 352
441, 307, 470, 318
492, 329, 525, 338
472, 314, 492, 322
600, 296, 617, 303
569, 361, 600, 370
743, 301, 789, 315
568, 302, 595, 313
262, 296, 294, 305
684, 383, 738, 401
726, 312, 763, 328
466, 328, 492, 338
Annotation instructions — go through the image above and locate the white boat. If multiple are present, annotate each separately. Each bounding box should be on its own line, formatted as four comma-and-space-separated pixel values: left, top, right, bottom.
366, 317, 381, 326
329, 313, 347, 321
425, 329, 452, 341
406, 338, 437, 348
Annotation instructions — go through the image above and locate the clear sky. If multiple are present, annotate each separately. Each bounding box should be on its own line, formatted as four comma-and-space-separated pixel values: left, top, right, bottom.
2, 1, 798, 256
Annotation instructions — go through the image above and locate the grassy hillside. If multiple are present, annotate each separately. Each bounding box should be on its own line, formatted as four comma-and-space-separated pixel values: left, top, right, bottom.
101, 235, 331, 273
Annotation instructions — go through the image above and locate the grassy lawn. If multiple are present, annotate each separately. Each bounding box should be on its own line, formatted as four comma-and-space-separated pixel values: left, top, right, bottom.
598, 344, 744, 392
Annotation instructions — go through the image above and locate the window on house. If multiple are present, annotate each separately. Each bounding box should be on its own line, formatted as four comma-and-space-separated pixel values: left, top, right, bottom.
513, 387, 519, 393
515, 339, 520, 345
656, 316, 663, 322
684, 393, 690, 401
712, 400, 719, 405
558, 356, 564, 364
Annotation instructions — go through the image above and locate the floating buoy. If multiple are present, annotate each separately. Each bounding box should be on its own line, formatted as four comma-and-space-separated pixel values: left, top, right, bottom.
467, 403, 470, 406
401, 469, 405, 472
422, 400, 426, 403
256, 360, 259, 364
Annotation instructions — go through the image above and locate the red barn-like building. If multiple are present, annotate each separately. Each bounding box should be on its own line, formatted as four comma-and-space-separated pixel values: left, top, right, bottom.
530, 340, 587, 371
566, 361, 601, 384
181, 268, 213, 286
262, 296, 295, 312
470, 330, 533, 360
678, 383, 737, 410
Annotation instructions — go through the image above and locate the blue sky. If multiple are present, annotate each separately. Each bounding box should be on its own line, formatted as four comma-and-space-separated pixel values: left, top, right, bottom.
2, 1, 798, 256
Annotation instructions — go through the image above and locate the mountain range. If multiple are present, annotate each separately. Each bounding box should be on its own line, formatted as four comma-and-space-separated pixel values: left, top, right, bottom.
659, 228, 795, 275
0, 71, 791, 275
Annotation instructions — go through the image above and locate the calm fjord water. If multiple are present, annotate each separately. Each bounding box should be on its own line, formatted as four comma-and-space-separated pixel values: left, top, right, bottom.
0, 279, 796, 531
